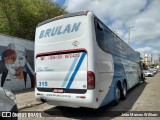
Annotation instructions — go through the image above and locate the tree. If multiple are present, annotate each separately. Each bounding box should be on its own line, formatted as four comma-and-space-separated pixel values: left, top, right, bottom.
0, 0, 66, 40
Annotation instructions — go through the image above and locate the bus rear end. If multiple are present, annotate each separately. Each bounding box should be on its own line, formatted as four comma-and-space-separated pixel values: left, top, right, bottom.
34, 12, 98, 108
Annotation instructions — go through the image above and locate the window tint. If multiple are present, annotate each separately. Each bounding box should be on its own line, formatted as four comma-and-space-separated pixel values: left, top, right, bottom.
94, 18, 139, 63
95, 21, 108, 52
105, 28, 114, 54
114, 37, 121, 56
121, 41, 126, 59
95, 19, 115, 53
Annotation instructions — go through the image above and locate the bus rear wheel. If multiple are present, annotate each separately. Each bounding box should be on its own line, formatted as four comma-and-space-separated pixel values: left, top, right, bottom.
121, 82, 127, 100
112, 84, 121, 105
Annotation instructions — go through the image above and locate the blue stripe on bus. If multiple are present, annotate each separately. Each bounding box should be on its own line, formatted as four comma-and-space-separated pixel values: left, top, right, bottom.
61, 56, 79, 87
100, 56, 127, 107
66, 52, 86, 89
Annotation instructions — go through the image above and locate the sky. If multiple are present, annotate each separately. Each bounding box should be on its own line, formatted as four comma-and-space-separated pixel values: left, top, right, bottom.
54, 0, 160, 60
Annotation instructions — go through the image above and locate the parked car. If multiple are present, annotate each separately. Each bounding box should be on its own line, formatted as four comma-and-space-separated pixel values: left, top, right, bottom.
0, 87, 18, 120
144, 70, 154, 77
149, 68, 157, 74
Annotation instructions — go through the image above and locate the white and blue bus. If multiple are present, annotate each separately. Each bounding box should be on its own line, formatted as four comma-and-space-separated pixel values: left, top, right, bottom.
34, 11, 142, 109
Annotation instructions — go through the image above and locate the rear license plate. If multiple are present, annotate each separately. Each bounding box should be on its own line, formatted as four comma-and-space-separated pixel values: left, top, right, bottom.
53, 89, 64, 93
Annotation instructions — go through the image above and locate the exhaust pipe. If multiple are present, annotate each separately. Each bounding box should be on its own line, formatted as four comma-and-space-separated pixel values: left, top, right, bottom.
40, 98, 46, 103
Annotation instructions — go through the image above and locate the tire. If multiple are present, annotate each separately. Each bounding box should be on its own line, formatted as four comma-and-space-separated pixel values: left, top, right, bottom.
112, 84, 121, 105
121, 82, 127, 100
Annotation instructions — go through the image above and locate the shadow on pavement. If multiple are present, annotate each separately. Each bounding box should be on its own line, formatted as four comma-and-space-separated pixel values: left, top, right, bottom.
12, 88, 34, 94
44, 82, 147, 119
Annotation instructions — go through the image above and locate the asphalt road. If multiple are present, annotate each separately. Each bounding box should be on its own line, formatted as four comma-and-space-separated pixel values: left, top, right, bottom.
18, 72, 160, 120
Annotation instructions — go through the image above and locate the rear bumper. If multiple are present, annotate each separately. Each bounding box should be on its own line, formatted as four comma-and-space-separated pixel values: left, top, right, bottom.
35, 88, 98, 109
37, 87, 87, 94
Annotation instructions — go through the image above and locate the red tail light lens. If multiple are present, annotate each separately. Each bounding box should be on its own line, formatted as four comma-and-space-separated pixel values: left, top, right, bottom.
87, 71, 95, 89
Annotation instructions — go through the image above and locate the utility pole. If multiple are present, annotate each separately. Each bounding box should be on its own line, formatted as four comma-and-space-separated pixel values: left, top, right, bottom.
128, 26, 135, 45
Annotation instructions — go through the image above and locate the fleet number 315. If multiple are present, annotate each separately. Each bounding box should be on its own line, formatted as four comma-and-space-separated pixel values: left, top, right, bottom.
39, 81, 48, 86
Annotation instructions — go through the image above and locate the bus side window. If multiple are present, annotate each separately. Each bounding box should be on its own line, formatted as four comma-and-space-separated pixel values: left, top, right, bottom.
95, 20, 108, 52
105, 28, 115, 54
97, 22, 104, 31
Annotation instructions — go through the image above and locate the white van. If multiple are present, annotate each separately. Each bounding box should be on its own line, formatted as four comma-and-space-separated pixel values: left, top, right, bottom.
35, 11, 141, 108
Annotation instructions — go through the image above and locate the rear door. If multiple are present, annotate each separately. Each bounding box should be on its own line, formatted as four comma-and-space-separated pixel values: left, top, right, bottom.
36, 51, 87, 93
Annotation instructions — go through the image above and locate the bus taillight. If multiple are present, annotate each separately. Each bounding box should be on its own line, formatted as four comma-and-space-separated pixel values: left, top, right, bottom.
87, 71, 95, 89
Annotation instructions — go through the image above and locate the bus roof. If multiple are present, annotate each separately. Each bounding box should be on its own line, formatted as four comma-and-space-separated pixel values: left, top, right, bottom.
37, 11, 89, 28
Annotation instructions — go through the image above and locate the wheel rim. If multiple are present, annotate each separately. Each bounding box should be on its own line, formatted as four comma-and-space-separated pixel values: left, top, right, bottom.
116, 86, 120, 101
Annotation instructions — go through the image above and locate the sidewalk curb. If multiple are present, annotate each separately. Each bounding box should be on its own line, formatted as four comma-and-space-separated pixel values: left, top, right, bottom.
18, 102, 43, 110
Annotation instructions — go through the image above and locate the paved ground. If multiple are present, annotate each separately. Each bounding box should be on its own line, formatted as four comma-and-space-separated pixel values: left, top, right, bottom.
13, 88, 43, 110
14, 72, 160, 120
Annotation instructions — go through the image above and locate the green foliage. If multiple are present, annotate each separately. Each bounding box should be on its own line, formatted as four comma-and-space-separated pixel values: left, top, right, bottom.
0, 0, 66, 40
